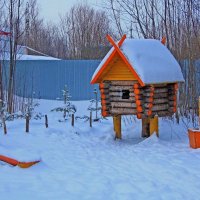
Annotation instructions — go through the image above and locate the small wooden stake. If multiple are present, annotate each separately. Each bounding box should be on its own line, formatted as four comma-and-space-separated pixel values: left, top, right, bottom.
113, 115, 121, 139
90, 111, 92, 127
26, 115, 29, 133
2, 117, 7, 135
45, 114, 48, 128
71, 114, 74, 127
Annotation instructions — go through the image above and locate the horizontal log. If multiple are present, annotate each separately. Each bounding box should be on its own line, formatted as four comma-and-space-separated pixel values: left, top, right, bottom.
110, 107, 137, 115
152, 107, 174, 113
152, 104, 169, 111
144, 98, 168, 104
110, 89, 134, 93
143, 97, 153, 103
143, 87, 154, 93
152, 111, 174, 117
109, 85, 133, 91
109, 91, 135, 97
153, 88, 168, 93
144, 101, 176, 108
142, 92, 154, 97
111, 102, 137, 108
101, 96, 136, 102
111, 96, 136, 102
151, 84, 168, 88
144, 103, 153, 109
152, 93, 168, 98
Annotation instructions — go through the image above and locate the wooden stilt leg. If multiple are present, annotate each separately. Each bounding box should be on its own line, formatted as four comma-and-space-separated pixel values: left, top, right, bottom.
142, 116, 159, 138
150, 115, 159, 137
142, 117, 150, 137
113, 115, 121, 139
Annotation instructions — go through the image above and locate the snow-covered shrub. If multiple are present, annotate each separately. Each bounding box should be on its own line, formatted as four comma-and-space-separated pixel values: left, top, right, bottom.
87, 88, 101, 121
24, 100, 43, 120
51, 85, 76, 121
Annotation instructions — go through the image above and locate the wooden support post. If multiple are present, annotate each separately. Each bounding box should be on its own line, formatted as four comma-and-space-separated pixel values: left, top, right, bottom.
142, 116, 159, 137
26, 115, 29, 133
142, 118, 150, 137
71, 114, 74, 127
90, 111, 92, 127
113, 115, 121, 139
45, 115, 48, 128
150, 115, 159, 137
199, 96, 200, 130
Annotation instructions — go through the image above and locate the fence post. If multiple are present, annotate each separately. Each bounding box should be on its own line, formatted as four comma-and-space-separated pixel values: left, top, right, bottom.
45, 114, 48, 128
90, 111, 92, 127
71, 114, 74, 127
26, 115, 29, 133
2, 117, 7, 135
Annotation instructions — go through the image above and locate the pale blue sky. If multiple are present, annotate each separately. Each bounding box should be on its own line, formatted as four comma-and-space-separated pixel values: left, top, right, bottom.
38, 0, 102, 23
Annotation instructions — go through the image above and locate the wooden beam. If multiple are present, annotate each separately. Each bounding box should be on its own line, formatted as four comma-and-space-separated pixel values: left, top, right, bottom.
150, 116, 159, 137
110, 107, 137, 115
113, 115, 121, 139
111, 102, 137, 108
142, 118, 150, 137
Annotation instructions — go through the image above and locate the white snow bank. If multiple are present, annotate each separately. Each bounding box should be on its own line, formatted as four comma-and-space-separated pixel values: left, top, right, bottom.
0, 99, 199, 200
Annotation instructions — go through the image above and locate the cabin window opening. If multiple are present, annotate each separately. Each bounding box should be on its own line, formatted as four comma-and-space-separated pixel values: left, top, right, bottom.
122, 90, 130, 99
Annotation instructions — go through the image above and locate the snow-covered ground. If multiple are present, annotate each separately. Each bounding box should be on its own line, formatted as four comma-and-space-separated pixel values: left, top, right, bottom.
0, 99, 200, 200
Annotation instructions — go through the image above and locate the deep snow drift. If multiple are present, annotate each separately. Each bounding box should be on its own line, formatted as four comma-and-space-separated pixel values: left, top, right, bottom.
0, 99, 200, 200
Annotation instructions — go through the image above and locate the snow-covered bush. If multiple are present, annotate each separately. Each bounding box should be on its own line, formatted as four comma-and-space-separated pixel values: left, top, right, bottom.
51, 85, 76, 121
24, 100, 43, 120
87, 88, 101, 121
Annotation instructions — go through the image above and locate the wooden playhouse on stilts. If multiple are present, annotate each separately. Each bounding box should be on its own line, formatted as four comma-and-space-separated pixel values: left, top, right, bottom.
91, 35, 184, 139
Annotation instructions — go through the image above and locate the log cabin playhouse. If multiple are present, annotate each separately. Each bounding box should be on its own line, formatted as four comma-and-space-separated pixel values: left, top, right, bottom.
91, 35, 184, 139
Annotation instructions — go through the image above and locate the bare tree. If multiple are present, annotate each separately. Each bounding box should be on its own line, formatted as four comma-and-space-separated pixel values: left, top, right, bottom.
59, 3, 113, 59
105, 0, 200, 120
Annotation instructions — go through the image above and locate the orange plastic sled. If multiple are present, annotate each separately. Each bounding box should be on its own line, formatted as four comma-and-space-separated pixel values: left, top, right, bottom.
0, 155, 40, 168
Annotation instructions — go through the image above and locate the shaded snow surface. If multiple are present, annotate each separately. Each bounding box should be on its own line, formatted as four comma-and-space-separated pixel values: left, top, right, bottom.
0, 99, 200, 200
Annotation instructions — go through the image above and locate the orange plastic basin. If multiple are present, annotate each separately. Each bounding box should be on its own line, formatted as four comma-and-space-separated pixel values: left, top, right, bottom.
188, 129, 200, 149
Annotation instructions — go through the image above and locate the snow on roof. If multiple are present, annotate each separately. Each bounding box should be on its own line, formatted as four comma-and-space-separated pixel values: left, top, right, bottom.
92, 38, 184, 84
0, 53, 60, 60
17, 54, 60, 60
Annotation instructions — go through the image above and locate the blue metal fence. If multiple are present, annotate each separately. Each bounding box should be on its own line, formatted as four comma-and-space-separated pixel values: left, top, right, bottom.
2, 59, 199, 101
9, 60, 101, 100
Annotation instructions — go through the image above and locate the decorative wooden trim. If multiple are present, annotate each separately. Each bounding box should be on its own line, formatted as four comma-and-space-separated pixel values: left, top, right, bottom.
106, 35, 145, 86
91, 35, 126, 84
